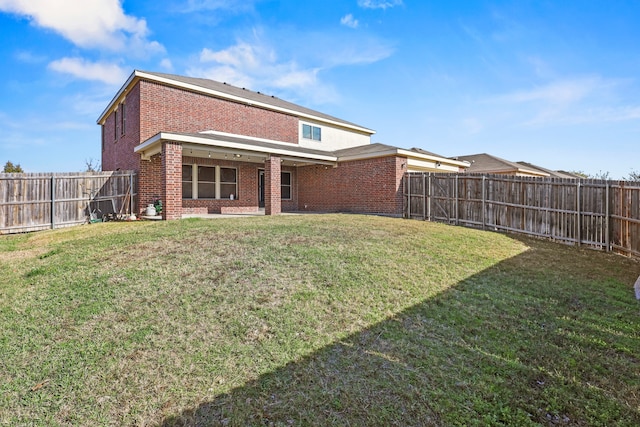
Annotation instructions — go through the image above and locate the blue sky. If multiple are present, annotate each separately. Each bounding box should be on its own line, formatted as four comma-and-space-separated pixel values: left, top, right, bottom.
1, 0, 638, 178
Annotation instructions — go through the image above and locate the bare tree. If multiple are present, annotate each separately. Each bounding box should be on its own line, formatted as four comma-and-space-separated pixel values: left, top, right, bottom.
85, 158, 101, 172
624, 170, 640, 182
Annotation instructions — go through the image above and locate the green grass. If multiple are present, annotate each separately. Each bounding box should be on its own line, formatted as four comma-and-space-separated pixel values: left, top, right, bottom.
1, 214, 639, 426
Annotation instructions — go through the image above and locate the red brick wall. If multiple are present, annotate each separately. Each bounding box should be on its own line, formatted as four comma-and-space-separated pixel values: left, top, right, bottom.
181, 157, 258, 214
162, 141, 183, 220
265, 156, 282, 215
138, 154, 299, 216
297, 156, 404, 216
139, 153, 162, 214
101, 83, 141, 172
139, 80, 299, 144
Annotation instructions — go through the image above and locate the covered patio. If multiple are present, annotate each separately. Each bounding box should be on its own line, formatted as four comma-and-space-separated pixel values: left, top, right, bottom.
134, 131, 337, 220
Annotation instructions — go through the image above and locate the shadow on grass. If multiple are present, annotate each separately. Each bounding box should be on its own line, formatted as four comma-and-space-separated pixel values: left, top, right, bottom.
160, 238, 640, 427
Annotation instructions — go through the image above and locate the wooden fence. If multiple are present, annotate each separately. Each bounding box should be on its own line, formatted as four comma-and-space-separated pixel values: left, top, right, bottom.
404, 173, 640, 258
0, 171, 137, 235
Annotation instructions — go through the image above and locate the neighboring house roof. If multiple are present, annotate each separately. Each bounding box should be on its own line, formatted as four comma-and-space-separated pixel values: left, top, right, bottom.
455, 153, 549, 177
516, 162, 580, 179
410, 147, 446, 157
97, 70, 375, 135
135, 131, 470, 171
555, 170, 585, 179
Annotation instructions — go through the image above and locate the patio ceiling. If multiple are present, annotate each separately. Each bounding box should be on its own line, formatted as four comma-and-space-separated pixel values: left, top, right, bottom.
135, 131, 338, 167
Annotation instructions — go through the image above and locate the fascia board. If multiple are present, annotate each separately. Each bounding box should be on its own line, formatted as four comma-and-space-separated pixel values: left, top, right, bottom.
407, 158, 461, 172
136, 132, 338, 162
397, 149, 470, 168
516, 168, 550, 177
338, 148, 471, 169
97, 70, 139, 124
337, 149, 400, 162
104, 71, 374, 134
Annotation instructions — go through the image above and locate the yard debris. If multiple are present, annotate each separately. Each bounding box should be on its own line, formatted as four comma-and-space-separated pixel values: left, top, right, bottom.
30, 379, 50, 392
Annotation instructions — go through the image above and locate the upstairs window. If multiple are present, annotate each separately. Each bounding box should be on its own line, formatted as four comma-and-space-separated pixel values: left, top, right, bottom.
120, 101, 126, 136
113, 110, 118, 141
302, 124, 321, 141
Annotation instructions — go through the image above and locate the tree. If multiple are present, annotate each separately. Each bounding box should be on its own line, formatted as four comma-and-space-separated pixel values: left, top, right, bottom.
569, 170, 610, 180
569, 170, 589, 179
624, 170, 640, 182
84, 158, 101, 172
3, 161, 24, 173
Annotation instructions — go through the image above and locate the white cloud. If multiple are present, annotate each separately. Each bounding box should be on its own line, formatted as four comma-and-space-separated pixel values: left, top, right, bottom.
159, 58, 174, 71
48, 57, 128, 85
492, 77, 640, 126
497, 78, 602, 106
0, 0, 163, 54
188, 27, 394, 104
14, 50, 47, 64
357, 0, 403, 10
340, 14, 359, 29
180, 0, 258, 13
189, 40, 335, 103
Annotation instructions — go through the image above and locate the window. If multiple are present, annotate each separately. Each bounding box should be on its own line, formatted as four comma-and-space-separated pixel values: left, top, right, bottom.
198, 165, 216, 198
281, 171, 291, 199
182, 165, 193, 199
101, 124, 105, 151
220, 167, 237, 199
113, 110, 118, 141
302, 124, 321, 141
120, 101, 126, 136
182, 164, 237, 200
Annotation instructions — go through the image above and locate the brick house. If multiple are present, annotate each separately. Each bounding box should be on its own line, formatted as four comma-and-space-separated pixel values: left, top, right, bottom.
98, 70, 469, 219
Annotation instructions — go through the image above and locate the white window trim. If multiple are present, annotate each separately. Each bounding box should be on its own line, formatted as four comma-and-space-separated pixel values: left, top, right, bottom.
302, 123, 321, 141
281, 171, 292, 200
182, 164, 237, 200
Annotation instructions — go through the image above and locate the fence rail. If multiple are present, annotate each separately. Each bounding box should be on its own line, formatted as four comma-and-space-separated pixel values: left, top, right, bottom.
0, 171, 137, 235
404, 173, 640, 258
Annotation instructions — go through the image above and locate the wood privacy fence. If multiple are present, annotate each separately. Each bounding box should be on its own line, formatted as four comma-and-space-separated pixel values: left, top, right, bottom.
0, 171, 137, 235
404, 173, 640, 258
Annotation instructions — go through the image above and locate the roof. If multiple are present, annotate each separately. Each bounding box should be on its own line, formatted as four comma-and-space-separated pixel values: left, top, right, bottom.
516, 162, 580, 179
410, 147, 446, 157
97, 70, 375, 135
134, 131, 471, 171
455, 153, 549, 177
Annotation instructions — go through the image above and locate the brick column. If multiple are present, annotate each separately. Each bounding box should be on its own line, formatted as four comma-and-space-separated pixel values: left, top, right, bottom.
162, 141, 183, 220
138, 154, 162, 215
265, 155, 281, 215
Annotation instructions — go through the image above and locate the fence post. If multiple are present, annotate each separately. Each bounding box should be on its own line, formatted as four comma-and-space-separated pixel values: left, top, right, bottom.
50, 176, 55, 229
605, 182, 610, 252
576, 180, 582, 247
427, 173, 432, 221
129, 172, 134, 215
482, 175, 486, 230
422, 173, 426, 220
407, 172, 411, 219
455, 174, 459, 225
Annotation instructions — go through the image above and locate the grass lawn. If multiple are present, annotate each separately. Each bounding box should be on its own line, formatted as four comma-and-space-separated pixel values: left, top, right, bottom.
1, 214, 639, 426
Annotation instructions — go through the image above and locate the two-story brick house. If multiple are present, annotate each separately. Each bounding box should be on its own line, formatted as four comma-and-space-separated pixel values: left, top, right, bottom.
98, 70, 469, 219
